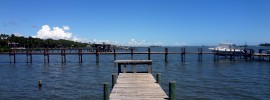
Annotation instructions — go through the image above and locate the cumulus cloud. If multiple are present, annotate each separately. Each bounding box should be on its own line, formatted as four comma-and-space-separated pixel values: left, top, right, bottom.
63, 26, 70, 30
36, 25, 73, 40
127, 39, 162, 46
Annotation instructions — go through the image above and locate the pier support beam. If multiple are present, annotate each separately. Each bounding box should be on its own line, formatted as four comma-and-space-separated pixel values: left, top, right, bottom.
165, 48, 168, 62
113, 48, 116, 61
156, 73, 161, 85
112, 73, 117, 88
169, 81, 176, 100
96, 48, 100, 63
103, 83, 110, 100
181, 48, 185, 62
148, 48, 151, 60
131, 48, 134, 60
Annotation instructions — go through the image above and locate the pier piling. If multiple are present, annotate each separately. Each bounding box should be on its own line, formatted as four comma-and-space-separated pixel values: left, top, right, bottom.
103, 83, 110, 100
156, 73, 161, 85
165, 48, 168, 62
169, 81, 176, 100
112, 73, 117, 88
148, 48, 151, 60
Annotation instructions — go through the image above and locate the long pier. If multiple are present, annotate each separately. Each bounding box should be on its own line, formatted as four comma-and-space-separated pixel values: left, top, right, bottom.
105, 60, 175, 100
0, 48, 270, 63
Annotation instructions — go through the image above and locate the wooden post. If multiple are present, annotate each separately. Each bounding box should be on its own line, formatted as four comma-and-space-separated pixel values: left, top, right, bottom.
148, 64, 152, 73
13, 54, 16, 63
26, 49, 29, 63
112, 73, 117, 88
44, 48, 46, 63
165, 48, 168, 62
61, 49, 63, 63
96, 48, 99, 63
78, 49, 82, 63
198, 48, 202, 62
118, 64, 121, 74
103, 83, 110, 100
64, 48, 66, 63
114, 48, 116, 61
30, 49, 32, 63
169, 81, 176, 100
47, 54, 49, 63
181, 48, 185, 62
233, 49, 236, 61
38, 80, 42, 87
9, 49, 11, 63
131, 48, 134, 60
148, 48, 151, 60
156, 73, 161, 85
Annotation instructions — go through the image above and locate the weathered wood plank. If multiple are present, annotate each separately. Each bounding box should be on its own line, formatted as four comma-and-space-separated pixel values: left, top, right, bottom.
110, 73, 168, 100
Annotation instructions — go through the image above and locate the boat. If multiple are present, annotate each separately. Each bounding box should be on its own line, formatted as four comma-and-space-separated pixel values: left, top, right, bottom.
208, 43, 245, 55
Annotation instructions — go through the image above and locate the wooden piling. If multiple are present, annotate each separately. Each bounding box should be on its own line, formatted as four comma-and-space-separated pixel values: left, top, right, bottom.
13, 54, 16, 63
148, 47, 151, 60
43, 48, 46, 63
131, 48, 134, 60
112, 73, 117, 88
103, 83, 110, 100
38, 80, 42, 87
156, 73, 161, 85
198, 48, 203, 62
169, 81, 176, 100
96, 48, 99, 63
181, 48, 185, 62
30, 49, 32, 63
113, 48, 116, 61
165, 48, 168, 62
9, 49, 11, 63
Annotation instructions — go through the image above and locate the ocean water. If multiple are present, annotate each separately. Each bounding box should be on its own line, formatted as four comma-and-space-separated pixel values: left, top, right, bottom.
0, 47, 269, 99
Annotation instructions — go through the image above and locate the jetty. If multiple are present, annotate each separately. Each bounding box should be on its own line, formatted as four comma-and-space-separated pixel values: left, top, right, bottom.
0, 48, 270, 63
103, 60, 176, 100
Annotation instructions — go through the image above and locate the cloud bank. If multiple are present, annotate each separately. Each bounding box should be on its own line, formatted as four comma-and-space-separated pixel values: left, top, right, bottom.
36, 25, 74, 40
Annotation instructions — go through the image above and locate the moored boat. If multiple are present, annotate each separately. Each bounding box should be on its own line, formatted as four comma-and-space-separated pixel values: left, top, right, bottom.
209, 43, 245, 55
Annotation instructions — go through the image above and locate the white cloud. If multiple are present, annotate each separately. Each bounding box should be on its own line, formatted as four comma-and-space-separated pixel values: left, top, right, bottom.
63, 26, 70, 30
36, 25, 74, 40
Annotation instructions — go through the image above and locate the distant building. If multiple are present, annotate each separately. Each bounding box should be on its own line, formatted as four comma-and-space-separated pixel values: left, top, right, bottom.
93, 43, 112, 52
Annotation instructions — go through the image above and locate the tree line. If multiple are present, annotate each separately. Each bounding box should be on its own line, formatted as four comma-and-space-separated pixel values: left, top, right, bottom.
0, 34, 89, 52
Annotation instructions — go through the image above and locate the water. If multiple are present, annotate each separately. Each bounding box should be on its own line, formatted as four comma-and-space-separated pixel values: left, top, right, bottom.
0, 47, 269, 99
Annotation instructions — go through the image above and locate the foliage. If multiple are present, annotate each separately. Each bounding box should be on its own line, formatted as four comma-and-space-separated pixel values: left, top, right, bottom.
259, 43, 270, 46
0, 34, 89, 50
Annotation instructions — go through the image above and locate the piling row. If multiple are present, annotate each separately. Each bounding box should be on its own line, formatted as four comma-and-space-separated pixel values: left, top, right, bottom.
2, 48, 269, 63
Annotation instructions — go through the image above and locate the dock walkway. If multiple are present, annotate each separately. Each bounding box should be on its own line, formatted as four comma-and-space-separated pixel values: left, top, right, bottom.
110, 60, 168, 100
110, 73, 168, 100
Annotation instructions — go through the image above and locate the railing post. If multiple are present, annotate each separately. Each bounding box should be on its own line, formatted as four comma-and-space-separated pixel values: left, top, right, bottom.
131, 48, 134, 60
114, 48, 116, 61
103, 83, 110, 100
112, 73, 117, 88
169, 81, 176, 100
96, 48, 99, 63
165, 48, 168, 62
156, 73, 161, 85
148, 48, 151, 60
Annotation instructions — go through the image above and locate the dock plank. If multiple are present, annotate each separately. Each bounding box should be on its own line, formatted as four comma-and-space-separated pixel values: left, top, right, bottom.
110, 73, 168, 100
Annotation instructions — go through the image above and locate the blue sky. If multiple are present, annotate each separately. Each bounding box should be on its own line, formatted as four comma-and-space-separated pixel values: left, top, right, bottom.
0, 0, 269, 46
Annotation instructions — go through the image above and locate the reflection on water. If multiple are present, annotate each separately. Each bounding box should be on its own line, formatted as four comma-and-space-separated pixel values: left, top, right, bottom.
0, 47, 269, 99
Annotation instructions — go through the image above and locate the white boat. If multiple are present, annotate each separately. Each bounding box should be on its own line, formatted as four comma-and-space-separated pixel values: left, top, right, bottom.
208, 43, 244, 55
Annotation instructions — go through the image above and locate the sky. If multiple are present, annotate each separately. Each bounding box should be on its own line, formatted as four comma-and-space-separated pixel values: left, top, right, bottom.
0, 0, 270, 46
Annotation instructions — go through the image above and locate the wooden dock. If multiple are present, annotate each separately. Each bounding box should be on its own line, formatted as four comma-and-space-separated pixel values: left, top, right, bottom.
107, 60, 172, 100
110, 73, 168, 100
1, 48, 270, 63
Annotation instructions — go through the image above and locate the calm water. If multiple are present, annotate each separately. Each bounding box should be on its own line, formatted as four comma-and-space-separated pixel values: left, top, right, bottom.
0, 47, 269, 99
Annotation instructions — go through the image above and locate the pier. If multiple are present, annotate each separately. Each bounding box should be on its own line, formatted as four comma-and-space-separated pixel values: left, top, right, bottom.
0, 48, 270, 63
106, 60, 174, 100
